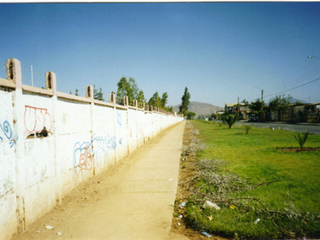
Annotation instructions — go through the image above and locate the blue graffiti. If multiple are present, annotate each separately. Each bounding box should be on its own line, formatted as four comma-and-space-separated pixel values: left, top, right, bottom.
0, 121, 12, 140
73, 141, 92, 174
0, 120, 18, 148
93, 133, 118, 152
117, 112, 122, 127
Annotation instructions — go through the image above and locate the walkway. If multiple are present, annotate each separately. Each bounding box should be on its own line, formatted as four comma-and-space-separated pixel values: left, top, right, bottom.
12, 121, 188, 240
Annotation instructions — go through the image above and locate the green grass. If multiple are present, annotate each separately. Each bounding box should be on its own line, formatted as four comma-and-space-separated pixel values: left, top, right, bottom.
185, 120, 320, 239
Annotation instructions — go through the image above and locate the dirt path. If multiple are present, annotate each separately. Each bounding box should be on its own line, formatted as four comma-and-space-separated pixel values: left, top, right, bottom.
12, 121, 189, 240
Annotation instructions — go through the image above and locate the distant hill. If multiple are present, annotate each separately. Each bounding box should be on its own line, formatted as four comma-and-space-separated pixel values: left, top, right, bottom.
173, 101, 224, 117
286, 97, 309, 104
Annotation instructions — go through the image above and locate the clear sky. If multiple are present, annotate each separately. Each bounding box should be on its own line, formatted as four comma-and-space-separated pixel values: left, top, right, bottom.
1, 2, 320, 107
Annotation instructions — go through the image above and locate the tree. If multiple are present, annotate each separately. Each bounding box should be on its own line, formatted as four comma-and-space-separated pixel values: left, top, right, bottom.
242, 99, 249, 105
250, 98, 264, 112
116, 77, 145, 106
148, 92, 162, 108
161, 92, 168, 108
137, 90, 145, 107
269, 94, 292, 112
165, 106, 174, 113
179, 87, 190, 116
94, 85, 104, 101
221, 113, 238, 128
116, 77, 129, 105
187, 112, 196, 120
75, 89, 79, 96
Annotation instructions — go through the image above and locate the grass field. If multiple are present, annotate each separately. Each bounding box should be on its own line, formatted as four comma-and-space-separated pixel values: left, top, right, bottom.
185, 120, 320, 239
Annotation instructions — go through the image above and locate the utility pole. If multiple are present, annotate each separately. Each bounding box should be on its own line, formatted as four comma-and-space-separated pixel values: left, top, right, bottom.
237, 97, 239, 118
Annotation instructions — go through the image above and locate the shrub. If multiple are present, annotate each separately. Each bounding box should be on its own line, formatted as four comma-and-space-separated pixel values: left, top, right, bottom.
244, 125, 251, 134
294, 130, 309, 151
221, 113, 238, 128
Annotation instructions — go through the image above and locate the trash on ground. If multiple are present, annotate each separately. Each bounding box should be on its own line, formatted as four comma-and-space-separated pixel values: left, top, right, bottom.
36, 231, 40, 233
203, 200, 220, 210
179, 201, 186, 208
57, 232, 62, 236
169, 179, 173, 181
254, 218, 260, 224
208, 216, 213, 221
178, 222, 181, 225
45, 225, 54, 230
201, 231, 212, 237
179, 214, 183, 218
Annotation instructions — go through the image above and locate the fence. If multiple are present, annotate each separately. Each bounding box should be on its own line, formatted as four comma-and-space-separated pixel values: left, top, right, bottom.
0, 58, 183, 240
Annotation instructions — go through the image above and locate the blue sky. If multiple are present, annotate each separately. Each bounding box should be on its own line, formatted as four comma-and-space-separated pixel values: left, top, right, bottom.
1, 2, 320, 107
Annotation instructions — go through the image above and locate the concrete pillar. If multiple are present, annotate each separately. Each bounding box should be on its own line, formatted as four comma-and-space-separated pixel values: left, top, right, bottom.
6, 58, 22, 89
146, 104, 149, 112
142, 102, 145, 111
86, 86, 95, 175
133, 99, 138, 108
45, 72, 60, 205
9, 59, 26, 233
45, 71, 57, 96
124, 96, 129, 107
110, 92, 116, 104
86, 85, 94, 101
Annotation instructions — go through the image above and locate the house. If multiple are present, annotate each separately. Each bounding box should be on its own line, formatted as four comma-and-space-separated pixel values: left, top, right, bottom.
269, 102, 320, 123
225, 103, 250, 120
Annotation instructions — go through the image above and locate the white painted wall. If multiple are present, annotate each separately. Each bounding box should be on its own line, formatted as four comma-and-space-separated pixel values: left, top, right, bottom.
0, 81, 183, 240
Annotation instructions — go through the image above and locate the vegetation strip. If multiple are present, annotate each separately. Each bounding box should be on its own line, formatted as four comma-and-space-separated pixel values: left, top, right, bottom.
174, 120, 320, 239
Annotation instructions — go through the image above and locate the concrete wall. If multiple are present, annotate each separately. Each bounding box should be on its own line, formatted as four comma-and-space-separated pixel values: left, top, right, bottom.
0, 59, 183, 240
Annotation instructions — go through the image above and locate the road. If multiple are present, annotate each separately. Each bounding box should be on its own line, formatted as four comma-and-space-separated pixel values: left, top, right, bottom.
12, 121, 189, 240
237, 121, 320, 135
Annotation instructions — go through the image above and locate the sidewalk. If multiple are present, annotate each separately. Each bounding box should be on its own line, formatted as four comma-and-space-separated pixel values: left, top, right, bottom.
12, 121, 188, 240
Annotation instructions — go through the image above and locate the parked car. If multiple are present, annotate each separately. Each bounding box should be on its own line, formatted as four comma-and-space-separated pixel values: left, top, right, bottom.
248, 114, 258, 122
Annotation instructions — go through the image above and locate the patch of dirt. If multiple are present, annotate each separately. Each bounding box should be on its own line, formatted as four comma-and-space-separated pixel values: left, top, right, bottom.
278, 147, 320, 152
170, 121, 229, 240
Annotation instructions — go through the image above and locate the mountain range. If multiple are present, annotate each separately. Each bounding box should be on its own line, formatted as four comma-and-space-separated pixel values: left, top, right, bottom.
173, 101, 224, 117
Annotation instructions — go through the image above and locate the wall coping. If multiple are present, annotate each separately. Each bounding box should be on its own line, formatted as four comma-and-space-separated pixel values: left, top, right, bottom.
22, 85, 54, 96
0, 78, 15, 89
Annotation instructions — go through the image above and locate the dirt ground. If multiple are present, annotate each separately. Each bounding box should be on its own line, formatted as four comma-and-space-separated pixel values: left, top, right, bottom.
11, 121, 227, 240
278, 147, 320, 152
170, 121, 229, 240
12, 122, 188, 240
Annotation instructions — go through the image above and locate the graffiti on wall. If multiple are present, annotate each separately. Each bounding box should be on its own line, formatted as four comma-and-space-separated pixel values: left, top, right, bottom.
0, 120, 18, 148
73, 141, 92, 174
117, 111, 122, 127
93, 134, 120, 156
24, 105, 52, 134
73, 134, 122, 173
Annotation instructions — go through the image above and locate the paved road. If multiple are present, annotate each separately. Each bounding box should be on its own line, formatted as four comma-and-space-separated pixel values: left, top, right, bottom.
12, 121, 188, 240
236, 121, 320, 135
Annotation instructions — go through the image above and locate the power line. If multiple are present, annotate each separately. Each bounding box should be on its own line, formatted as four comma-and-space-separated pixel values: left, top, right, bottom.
264, 77, 320, 98
0, 65, 5, 72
